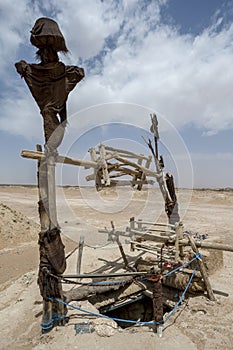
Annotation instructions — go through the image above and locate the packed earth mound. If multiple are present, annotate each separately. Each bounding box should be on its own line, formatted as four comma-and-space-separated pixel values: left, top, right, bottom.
0, 202, 39, 249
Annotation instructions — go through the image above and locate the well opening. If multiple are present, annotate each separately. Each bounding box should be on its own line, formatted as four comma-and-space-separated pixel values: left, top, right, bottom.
98, 296, 171, 329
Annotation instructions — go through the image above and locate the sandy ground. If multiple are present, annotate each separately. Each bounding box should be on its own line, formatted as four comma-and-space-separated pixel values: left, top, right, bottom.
0, 185, 233, 349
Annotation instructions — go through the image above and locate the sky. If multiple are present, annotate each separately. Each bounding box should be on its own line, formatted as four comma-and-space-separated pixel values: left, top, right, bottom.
0, 0, 233, 188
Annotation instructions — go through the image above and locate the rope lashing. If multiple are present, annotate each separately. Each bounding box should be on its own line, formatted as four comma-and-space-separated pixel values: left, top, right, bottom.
42, 254, 200, 331
48, 263, 197, 328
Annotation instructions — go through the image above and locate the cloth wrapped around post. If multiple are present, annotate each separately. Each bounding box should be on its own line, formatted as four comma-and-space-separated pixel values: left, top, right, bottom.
38, 227, 66, 300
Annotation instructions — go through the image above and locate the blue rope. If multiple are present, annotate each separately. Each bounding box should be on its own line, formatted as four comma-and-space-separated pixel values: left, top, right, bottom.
41, 320, 54, 330
164, 264, 197, 323
44, 254, 201, 330
162, 253, 201, 278
49, 297, 161, 326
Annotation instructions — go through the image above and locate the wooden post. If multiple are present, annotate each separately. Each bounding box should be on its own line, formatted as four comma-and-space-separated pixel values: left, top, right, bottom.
132, 158, 142, 187
99, 142, 110, 186
37, 145, 52, 331
129, 217, 135, 230
137, 155, 152, 190
46, 152, 58, 229
147, 274, 163, 335
174, 222, 184, 261
37, 145, 50, 232
188, 235, 215, 301
137, 219, 143, 231
76, 236, 85, 280
89, 147, 99, 189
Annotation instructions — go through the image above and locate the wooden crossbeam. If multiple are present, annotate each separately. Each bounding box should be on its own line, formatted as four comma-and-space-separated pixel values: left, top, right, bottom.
21, 150, 98, 168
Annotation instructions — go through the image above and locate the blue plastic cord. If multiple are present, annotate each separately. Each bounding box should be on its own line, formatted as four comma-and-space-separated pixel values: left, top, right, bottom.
49, 297, 161, 326
44, 254, 201, 329
162, 253, 201, 278
163, 264, 197, 323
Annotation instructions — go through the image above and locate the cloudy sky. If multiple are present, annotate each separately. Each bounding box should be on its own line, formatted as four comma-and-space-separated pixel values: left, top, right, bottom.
0, 0, 232, 188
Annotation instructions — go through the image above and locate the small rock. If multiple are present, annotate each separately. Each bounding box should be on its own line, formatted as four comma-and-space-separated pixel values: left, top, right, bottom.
93, 318, 118, 337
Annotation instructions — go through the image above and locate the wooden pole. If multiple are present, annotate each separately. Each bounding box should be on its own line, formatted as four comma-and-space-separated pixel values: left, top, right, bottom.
37, 145, 52, 331
99, 142, 110, 186
114, 155, 160, 178
37, 145, 50, 233
21, 149, 98, 169
188, 235, 215, 301
137, 155, 152, 191
175, 222, 184, 261
178, 239, 233, 252
46, 152, 58, 229
76, 236, 85, 281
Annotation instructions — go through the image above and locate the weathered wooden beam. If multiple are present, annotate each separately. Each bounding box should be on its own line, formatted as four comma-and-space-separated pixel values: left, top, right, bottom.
65, 277, 134, 303
102, 145, 149, 160
114, 155, 160, 178
134, 221, 175, 228
37, 145, 50, 233
130, 229, 176, 242
37, 145, 52, 329
21, 149, 98, 168
175, 222, 184, 261
76, 236, 85, 281
86, 166, 141, 181
178, 239, 233, 252
99, 142, 110, 186
188, 235, 215, 301
62, 271, 150, 279
47, 152, 58, 229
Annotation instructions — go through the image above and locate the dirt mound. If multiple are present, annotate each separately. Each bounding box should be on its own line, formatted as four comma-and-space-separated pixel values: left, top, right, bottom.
0, 202, 40, 249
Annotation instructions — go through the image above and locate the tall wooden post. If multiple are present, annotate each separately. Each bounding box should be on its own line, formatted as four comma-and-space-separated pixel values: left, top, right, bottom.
99, 142, 110, 186
46, 151, 58, 229
37, 145, 52, 330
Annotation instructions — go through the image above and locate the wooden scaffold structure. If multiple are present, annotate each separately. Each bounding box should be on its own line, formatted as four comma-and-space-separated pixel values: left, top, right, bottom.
15, 16, 233, 338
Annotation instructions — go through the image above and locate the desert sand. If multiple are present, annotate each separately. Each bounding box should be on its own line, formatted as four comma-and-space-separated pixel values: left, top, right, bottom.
0, 185, 233, 350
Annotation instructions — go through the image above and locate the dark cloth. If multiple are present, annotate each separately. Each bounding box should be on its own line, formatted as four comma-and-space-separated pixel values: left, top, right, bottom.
15, 60, 84, 148
165, 173, 180, 224
38, 228, 66, 299
30, 17, 68, 53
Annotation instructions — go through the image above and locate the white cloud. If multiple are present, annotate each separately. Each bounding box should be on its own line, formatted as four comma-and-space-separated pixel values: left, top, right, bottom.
0, 0, 233, 141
